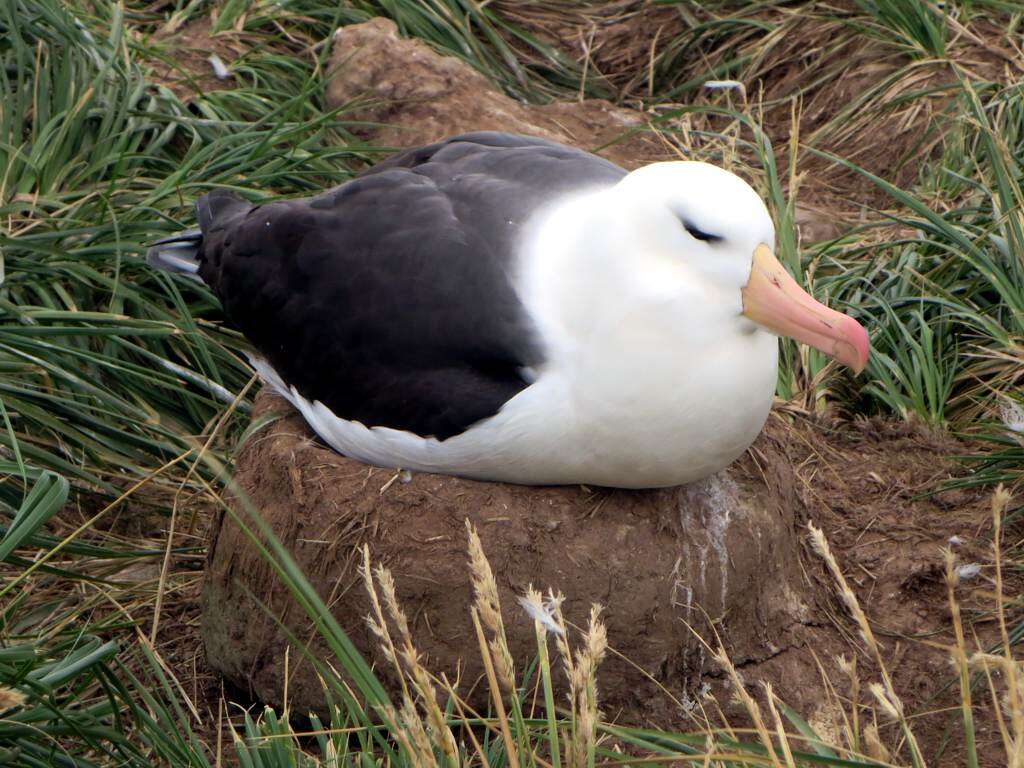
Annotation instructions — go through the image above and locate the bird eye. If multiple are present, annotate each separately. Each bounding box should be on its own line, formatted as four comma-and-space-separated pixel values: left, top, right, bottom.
680, 218, 723, 244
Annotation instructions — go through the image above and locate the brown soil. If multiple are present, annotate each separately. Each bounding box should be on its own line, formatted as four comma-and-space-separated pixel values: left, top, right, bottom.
147, 17, 249, 101
737, 414, 1008, 766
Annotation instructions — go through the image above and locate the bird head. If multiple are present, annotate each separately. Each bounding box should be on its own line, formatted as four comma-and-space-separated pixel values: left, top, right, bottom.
606, 161, 870, 373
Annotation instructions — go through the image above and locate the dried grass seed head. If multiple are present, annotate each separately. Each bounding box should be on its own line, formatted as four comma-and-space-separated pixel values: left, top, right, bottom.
466, 520, 504, 635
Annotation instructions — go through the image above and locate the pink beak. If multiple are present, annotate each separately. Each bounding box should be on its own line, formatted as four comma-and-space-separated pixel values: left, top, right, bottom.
742, 244, 870, 374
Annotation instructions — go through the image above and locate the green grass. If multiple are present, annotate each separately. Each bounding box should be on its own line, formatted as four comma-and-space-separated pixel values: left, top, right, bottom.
2, 0, 1023, 765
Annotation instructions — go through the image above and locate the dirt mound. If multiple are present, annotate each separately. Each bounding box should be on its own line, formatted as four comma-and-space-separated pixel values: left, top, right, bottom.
326, 18, 665, 169
201, 391, 811, 716
198, 398, 1005, 763
191, 396, 1005, 762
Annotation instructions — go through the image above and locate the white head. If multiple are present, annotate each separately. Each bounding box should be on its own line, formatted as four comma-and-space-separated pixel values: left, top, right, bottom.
538, 161, 869, 372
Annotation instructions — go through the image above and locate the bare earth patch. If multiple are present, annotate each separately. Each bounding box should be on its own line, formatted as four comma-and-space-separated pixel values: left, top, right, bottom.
748, 414, 1008, 765
146, 17, 247, 101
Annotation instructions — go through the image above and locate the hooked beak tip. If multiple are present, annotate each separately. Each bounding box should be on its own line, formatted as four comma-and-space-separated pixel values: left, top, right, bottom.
742, 244, 872, 374
837, 315, 871, 375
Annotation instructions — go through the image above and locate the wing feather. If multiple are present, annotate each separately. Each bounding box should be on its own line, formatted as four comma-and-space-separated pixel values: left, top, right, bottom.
197, 132, 626, 439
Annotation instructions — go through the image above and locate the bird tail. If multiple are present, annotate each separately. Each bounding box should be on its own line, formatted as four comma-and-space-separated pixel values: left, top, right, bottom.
148, 191, 250, 285
147, 228, 204, 282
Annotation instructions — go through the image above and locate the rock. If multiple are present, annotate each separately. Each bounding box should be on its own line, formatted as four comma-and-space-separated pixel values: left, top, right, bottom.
325, 18, 664, 169
201, 392, 811, 718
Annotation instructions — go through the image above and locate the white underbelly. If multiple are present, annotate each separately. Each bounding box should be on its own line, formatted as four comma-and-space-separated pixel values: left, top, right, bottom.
253, 331, 778, 489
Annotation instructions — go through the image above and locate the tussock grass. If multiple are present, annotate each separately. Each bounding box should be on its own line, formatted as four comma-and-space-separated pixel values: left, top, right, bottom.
2, 0, 1023, 765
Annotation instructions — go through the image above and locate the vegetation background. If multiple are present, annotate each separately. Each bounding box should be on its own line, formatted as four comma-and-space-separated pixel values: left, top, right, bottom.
1, 0, 1022, 766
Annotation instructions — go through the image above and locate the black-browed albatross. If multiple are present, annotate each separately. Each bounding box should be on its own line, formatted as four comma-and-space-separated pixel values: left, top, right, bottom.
149, 131, 870, 488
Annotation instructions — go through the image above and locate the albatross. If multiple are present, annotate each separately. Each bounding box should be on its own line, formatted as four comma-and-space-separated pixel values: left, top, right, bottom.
149, 131, 869, 488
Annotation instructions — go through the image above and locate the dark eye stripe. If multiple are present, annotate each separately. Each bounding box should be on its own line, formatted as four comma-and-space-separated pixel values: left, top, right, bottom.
681, 219, 723, 243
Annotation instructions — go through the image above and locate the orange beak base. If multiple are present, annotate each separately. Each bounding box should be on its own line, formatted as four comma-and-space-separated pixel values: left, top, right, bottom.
742, 244, 870, 374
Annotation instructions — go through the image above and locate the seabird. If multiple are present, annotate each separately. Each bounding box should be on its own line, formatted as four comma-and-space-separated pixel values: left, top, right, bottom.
149, 132, 869, 488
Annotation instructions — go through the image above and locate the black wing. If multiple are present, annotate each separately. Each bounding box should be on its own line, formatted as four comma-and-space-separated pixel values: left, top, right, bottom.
197, 132, 627, 439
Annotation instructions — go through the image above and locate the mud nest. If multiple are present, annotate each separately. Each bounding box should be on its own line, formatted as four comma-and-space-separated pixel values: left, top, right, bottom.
201, 391, 812, 718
